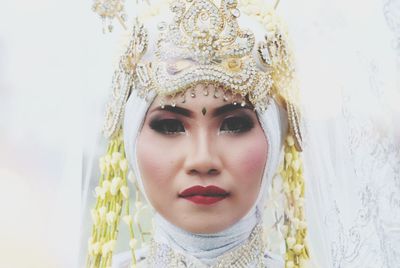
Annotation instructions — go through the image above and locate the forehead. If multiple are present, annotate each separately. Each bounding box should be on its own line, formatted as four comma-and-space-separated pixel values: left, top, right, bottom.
149, 84, 253, 112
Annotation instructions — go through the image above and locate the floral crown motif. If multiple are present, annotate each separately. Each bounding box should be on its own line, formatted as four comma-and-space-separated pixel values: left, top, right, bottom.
103, 0, 302, 151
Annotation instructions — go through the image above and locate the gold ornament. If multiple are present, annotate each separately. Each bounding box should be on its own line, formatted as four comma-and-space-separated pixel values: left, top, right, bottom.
92, 0, 127, 32
103, 19, 148, 138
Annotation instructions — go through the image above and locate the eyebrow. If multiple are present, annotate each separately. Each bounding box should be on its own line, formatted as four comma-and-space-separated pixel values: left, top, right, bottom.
154, 105, 193, 117
152, 103, 253, 118
212, 103, 254, 117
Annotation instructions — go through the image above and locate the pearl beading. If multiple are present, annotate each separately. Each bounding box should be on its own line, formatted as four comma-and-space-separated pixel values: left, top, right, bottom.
146, 224, 266, 268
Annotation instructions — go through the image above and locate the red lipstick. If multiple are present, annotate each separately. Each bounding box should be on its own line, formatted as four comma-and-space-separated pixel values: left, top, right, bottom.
179, 185, 229, 205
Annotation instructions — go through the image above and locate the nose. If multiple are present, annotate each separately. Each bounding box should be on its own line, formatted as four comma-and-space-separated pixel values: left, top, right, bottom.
184, 131, 222, 177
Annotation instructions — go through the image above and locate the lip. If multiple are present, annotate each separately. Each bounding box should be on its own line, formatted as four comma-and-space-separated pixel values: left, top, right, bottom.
178, 185, 230, 205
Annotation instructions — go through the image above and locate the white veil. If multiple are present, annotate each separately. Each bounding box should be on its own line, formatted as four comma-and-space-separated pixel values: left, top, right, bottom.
81, 0, 400, 267
280, 0, 400, 266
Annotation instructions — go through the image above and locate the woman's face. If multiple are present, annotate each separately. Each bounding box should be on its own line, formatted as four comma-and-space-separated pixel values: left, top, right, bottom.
136, 85, 268, 233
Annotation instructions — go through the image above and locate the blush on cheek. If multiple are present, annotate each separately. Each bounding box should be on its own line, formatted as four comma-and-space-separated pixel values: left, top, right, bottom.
240, 141, 268, 177
137, 141, 166, 184
138, 154, 166, 184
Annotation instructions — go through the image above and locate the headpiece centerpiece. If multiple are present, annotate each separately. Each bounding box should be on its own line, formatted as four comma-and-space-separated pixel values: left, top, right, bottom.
140, 0, 273, 110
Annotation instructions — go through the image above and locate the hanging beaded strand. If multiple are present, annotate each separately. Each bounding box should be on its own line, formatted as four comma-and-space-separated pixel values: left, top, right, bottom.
86, 129, 139, 268
281, 135, 309, 268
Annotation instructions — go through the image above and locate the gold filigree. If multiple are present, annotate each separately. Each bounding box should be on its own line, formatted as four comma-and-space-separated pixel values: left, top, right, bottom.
258, 26, 303, 151
287, 102, 303, 152
92, 0, 127, 32
103, 19, 148, 138
132, 0, 272, 112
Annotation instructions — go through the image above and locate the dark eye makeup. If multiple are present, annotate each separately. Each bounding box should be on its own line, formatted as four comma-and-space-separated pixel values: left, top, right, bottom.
149, 118, 185, 135
148, 113, 255, 135
220, 115, 254, 133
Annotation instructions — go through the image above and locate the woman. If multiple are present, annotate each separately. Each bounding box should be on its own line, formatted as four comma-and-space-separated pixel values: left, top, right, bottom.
86, 0, 308, 267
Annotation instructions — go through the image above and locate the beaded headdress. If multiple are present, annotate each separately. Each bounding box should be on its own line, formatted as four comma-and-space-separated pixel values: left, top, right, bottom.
87, 0, 308, 267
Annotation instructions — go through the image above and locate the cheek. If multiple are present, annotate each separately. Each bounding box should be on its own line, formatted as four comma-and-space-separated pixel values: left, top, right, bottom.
242, 141, 268, 175
136, 131, 173, 187
228, 132, 268, 183
137, 148, 162, 179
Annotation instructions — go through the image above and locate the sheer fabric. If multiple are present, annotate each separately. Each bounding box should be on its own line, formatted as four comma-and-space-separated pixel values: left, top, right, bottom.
280, 0, 400, 266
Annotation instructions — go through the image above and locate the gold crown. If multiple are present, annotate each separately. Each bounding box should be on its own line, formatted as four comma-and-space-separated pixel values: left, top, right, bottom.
103, 0, 302, 152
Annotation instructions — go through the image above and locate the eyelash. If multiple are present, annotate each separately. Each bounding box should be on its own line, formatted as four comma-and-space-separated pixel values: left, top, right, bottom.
220, 116, 254, 134
149, 118, 185, 135
149, 116, 254, 135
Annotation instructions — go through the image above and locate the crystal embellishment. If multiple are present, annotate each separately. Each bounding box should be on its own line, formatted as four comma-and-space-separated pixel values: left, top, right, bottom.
103, 19, 148, 138
134, 0, 273, 112
146, 224, 266, 268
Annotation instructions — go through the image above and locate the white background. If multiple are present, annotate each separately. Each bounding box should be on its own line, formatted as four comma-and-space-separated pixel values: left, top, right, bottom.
0, 0, 114, 266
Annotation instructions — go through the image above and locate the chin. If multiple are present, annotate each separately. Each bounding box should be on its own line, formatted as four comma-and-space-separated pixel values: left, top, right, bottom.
176, 215, 235, 234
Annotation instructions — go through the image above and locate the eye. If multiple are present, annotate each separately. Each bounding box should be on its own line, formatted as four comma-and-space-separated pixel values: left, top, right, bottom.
149, 119, 185, 135
220, 116, 254, 134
